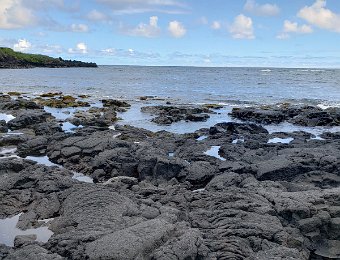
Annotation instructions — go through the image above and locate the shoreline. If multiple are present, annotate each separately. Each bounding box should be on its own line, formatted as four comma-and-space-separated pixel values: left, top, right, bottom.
1, 92, 340, 259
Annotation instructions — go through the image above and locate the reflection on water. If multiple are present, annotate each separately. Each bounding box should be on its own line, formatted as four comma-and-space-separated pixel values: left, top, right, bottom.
268, 137, 294, 144
0, 113, 15, 123
72, 171, 94, 183
25, 156, 60, 167
204, 146, 226, 161
0, 213, 53, 247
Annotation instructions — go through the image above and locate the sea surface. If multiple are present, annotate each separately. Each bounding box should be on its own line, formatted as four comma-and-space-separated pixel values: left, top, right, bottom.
2, 66, 340, 135
1, 66, 340, 106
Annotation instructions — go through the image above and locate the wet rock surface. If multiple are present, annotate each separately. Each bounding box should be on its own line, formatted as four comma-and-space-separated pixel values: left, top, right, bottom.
141, 105, 213, 125
231, 104, 340, 126
1, 94, 340, 260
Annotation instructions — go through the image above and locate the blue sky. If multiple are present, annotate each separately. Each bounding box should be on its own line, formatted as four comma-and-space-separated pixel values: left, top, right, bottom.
1, 0, 340, 67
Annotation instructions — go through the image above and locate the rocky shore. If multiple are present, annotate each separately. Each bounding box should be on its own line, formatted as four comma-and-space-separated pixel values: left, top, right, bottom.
0, 93, 340, 259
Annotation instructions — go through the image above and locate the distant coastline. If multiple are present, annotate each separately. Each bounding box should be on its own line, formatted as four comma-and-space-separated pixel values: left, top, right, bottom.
0, 47, 97, 69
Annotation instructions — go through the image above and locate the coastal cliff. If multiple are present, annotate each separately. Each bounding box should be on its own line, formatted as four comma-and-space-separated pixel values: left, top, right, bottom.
0, 47, 97, 68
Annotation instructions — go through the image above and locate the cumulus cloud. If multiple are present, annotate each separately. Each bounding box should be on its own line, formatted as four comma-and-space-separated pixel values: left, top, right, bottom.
123, 16, 161, 37
211, 21, 221, 30
13, 39, 32, 52
244, 0, 280, 16
86, 9, 110, 21
284, 20, 313, 33
168, 20, 186, 38
229, 14, 255, 39
298, 0, 340, 33
96, 0, 187, 14
277, 20, 313, 39
0, 0, 36, 29
70, 24, 89, 32
68, 42, 88, 54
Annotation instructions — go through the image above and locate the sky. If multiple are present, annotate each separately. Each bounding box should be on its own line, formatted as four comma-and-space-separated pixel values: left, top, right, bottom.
0, 0, 340, 67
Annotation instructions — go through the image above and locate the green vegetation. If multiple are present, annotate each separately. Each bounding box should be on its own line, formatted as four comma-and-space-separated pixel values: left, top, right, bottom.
0, 47, 97, 68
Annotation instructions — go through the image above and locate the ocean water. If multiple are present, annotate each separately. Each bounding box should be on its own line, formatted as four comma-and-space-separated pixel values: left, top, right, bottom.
1, 66, 340, 106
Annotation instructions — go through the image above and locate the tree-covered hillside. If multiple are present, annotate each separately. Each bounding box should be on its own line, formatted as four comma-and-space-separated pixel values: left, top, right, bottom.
0, 47, 97, 68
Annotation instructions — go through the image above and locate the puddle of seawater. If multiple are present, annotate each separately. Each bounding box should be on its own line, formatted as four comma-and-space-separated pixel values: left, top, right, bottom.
204, 146, 226, 161
0, 213, 53, 247
311, 136, 325, 140
264, 122, 340, 137
117, 103, 233, 134
196, 135, 208, 141
193, 188, 206, 192
0, 147, 19, 159
4, 130, 24, 135
0, 147, 17, 155
24, 156, 94, 183
112, 133, 122, 138
0, 113, 15, 123
62, 122, 83, 133
267, 137, 294, 144
232, 138, 245, 144
25, 156, 60, 167
72, 171, 93, 183
44, 106, 89, 121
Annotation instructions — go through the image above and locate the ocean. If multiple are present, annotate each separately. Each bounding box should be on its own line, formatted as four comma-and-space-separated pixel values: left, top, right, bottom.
1, 66, 340, 107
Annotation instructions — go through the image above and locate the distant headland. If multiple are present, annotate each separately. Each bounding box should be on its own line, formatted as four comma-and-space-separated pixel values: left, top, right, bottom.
0, 47, 97, 69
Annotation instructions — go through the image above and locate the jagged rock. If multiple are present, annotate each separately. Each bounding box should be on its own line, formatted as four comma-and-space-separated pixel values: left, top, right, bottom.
3, 244, 64, 260
7, 112, 53, 130
0, 120, 8, 133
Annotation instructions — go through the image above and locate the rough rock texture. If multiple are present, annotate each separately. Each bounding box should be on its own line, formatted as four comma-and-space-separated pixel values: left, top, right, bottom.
231, 105, 340, 126
1, 98, 340, 260
7, 112, 53, 130
141, 105, 213, 125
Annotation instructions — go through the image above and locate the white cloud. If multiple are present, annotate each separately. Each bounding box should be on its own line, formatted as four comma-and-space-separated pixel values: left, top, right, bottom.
124, 16, 160, 37
283, 20, 313, 34
86, 9, 110, 21
70, 24, 89, 32
211, 21, 221, 30
229, 14, 255, 39
168, 20, 186, 38
277, 20, 313, 39
13, 39, 32, 52
0, 0, 36, 29
244, 0, 280, 16
96, 0, 187, 14
68, 42, 88, 54
298, 0, 340, 33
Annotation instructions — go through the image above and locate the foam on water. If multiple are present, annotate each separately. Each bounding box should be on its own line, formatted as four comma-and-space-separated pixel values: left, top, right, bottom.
0, 213, 53, 247
204, 146, 226, 161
